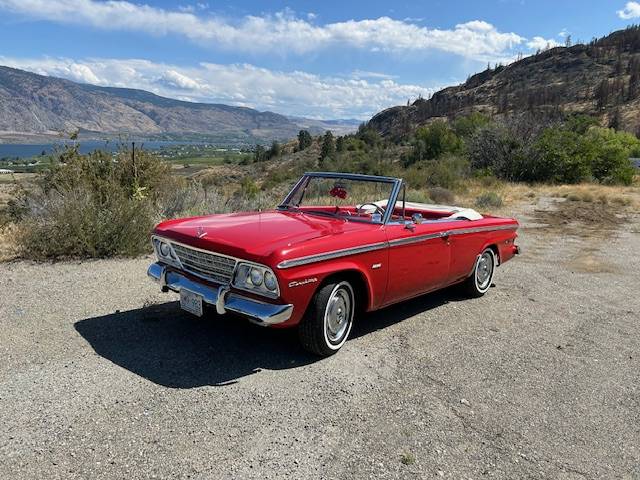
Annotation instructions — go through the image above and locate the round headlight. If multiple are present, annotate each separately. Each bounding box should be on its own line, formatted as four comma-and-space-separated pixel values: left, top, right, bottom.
264, 271, 277, 291
249, 267, 263, 286
159, 242, 171, 258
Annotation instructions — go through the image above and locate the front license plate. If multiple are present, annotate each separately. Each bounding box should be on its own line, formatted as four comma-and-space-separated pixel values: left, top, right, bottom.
180, 289, 203, 317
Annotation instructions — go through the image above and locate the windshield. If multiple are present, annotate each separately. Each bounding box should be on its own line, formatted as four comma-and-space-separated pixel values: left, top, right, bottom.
279, 174, 397, 223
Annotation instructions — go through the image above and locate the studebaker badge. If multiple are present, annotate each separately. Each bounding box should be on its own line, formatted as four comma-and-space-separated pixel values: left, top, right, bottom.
148, 172, 519, 356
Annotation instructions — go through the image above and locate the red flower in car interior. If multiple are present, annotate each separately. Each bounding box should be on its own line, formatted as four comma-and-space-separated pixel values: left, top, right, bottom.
329, 186, 347, 199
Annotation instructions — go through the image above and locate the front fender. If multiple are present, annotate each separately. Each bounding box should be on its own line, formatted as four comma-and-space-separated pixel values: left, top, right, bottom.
275, 252, 387, 328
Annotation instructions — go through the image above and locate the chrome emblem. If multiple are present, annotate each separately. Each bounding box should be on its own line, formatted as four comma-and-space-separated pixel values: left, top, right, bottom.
288, 278, 318, 288
196, 226, 206, 238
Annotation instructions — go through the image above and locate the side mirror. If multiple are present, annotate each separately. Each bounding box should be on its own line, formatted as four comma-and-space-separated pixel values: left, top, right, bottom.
404, 220, 415, 231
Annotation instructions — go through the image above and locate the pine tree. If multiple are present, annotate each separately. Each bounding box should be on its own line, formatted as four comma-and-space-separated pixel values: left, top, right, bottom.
320, 131, 336, 163
297, 130, 312, 151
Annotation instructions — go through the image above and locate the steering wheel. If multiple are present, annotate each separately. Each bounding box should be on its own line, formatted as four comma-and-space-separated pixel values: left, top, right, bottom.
356, 203, 385, 216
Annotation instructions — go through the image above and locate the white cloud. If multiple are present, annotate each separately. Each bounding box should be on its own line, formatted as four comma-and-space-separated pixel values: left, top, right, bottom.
618, 1, 640, 19
0, 56, 437, 119
526, 36, 561, 51
0, 0, 530, 61
160, 70, 203, 90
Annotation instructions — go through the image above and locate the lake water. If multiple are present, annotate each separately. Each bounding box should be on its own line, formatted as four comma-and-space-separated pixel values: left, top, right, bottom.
0, 140, 203, 159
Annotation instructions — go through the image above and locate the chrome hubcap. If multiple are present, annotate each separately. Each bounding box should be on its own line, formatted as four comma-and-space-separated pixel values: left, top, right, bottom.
476, 252, 494, 289
326, 286, 352, 343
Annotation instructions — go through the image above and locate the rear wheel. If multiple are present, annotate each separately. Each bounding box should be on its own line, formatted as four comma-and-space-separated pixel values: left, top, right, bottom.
298, 280, 355, 356
461, 248, 496, 297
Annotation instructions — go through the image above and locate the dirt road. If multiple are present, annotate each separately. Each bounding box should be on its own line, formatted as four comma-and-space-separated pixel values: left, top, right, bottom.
1, 198, 639, 479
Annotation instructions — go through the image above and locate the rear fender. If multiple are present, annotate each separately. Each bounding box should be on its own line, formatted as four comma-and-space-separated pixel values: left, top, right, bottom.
481, 229, 519, 266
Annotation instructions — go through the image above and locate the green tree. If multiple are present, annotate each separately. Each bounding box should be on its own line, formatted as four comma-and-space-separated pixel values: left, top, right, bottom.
408, 121, 463, 164
336, 136, 345, 152
320, 131, 336, 163
297, 130, 312, 151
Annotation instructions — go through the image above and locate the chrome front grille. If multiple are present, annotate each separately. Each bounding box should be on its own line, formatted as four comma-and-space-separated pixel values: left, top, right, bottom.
171, 243, 237, 284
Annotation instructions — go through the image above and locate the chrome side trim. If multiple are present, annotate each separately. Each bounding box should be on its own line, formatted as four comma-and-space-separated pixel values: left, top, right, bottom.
276, 224, 517, 270
277, 241, 388, 269
387, 231, 444, 247
445, 224, 518, 236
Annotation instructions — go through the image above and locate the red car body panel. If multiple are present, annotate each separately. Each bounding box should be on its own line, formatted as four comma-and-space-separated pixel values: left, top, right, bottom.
153, 203, 519, 328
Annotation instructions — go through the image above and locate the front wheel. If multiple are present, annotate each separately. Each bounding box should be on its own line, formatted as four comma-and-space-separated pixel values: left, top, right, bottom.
298, 280, 355, 356
461, 248, 496, 297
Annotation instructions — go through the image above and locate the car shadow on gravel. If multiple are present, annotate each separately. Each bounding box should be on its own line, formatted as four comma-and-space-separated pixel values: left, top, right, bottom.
74, 286, 465, 388
74, 302, 314, 388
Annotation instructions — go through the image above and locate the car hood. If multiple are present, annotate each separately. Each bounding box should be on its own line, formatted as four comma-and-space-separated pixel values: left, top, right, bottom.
154, 210, 377, 262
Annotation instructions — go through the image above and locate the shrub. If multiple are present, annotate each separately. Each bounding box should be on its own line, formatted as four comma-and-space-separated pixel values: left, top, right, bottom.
14, 145, 179, 259
452, 112, 490, 138
475, 191, 503, 209
428, 186, 455, 204
405, 188, 431, 204
403, 154, 469, 190
532, 128, 593, 183
585, 128, 636, 185
240, 177, 259, 199
468, 122, 537, 181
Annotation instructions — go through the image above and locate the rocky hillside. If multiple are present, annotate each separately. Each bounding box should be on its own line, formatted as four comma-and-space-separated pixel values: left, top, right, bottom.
370, 26, 640, 139
0, 66, 312, 145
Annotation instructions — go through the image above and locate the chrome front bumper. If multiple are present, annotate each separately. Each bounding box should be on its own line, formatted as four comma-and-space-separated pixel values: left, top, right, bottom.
147, 262, 293, 325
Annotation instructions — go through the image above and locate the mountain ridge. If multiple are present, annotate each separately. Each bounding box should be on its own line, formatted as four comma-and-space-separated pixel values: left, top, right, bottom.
368, 26, 640, 139
0, 65, 357, 145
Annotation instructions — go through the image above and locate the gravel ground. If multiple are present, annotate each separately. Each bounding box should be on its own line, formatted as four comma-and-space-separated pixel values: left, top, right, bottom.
1, 199, 639, 479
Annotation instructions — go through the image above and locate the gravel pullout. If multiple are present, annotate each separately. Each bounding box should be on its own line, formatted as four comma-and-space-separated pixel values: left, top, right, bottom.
1, 201, 639, 479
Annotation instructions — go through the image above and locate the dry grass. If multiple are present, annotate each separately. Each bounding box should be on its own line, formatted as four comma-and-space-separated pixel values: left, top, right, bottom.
545, 183, 638, 208
0, 223, 20, 261
448, 178, 640, 218
0, 173, 36, 209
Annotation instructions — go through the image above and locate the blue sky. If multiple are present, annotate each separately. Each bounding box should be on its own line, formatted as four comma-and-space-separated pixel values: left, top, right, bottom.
1, 0, 639, 119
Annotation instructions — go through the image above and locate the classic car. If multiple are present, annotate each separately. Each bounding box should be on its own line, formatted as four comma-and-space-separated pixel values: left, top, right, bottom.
148, 172, 519, 356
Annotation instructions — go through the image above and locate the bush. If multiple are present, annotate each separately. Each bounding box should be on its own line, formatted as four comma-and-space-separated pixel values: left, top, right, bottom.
532, 128, 593, 183
453, 112, 490, 138
403, 154, 470, 190
468, 117, 637, 185
585, 128, 636, 185
468, 122, 538, 181
428, 186, 455, 204
475, 191, 503, 209
14, 145, 179, 259
405, 188, 431, 203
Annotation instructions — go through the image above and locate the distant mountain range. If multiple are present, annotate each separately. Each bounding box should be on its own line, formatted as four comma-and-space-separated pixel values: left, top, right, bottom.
369, 26, 640, 139
0, 66, 359, 145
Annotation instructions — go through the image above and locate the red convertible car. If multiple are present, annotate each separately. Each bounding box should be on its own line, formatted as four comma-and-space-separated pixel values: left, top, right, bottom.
148, 172, 519, 356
